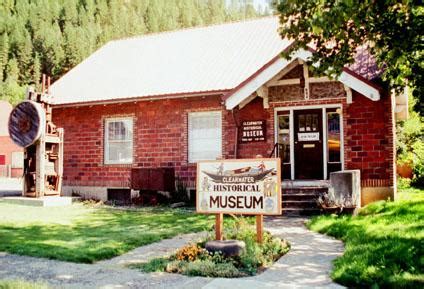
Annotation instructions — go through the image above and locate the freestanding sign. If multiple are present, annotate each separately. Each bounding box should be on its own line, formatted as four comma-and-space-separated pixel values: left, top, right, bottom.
196, 158, 281, 242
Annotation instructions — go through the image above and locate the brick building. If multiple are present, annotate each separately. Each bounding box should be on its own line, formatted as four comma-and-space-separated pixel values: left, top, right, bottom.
50, 17, 399, 206
0, 101, 23, 178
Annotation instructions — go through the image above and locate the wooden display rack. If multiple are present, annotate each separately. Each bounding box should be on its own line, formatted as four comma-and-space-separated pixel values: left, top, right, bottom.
9, 75, 64, 198
24, 129, 64, 197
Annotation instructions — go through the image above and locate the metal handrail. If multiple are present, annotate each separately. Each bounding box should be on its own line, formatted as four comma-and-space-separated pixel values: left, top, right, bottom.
269, 143, 283, 158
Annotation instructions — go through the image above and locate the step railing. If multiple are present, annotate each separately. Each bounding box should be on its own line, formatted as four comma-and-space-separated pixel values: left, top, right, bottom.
269, 142, 283, 158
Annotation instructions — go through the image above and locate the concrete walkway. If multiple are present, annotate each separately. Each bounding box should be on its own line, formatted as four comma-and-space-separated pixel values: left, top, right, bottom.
0, 218, 344, 289
0, 178, 22, 197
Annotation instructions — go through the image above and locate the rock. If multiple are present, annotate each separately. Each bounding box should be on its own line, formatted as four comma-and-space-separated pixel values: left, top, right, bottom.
170, 202, 185, 208
205, 240, 246, 257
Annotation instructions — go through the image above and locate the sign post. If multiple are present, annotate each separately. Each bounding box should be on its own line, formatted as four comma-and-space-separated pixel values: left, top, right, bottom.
256, 215, 263, 243
196, 158, 281, 243
215, 213, 223, 240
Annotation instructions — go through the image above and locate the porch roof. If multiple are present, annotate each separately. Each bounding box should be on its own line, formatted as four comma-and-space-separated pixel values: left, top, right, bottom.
50, 16, 382, 107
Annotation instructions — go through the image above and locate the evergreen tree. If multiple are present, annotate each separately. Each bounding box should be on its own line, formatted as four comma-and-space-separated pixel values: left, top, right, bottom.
0, 33, 9, 81
0, 0, 263, 105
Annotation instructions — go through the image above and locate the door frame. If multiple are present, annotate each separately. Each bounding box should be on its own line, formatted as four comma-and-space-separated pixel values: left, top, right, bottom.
274, 104, 345, 180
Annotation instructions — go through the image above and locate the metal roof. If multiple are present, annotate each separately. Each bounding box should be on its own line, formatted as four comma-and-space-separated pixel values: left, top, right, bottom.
50, 16, 382, 106
50, 17, 291, 105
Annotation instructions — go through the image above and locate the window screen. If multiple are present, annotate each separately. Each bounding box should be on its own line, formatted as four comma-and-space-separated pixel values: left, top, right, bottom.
188, 111, 222, 163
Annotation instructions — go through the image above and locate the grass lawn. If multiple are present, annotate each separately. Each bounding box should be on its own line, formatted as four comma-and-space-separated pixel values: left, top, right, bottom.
308, 187, 424, 288
0, 279, 50, 289
0, 203, 213, 263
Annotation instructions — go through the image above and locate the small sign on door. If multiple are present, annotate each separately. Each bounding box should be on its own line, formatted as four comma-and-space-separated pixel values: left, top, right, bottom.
298, 132, 319, 141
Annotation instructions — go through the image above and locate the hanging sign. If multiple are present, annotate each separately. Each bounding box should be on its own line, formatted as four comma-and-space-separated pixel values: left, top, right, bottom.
241, 120, 266, 142
196, 158, 281, 215
298, 132, 319, 141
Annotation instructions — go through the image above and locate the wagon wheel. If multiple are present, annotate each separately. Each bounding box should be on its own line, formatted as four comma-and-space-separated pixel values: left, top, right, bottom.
8, 100, 46, 147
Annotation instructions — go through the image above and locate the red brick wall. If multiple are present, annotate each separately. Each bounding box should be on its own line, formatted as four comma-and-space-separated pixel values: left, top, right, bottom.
53, 87, 394, 188
344, 91, 394, 186
235, 97, 274, 159
53, 96, 238, 187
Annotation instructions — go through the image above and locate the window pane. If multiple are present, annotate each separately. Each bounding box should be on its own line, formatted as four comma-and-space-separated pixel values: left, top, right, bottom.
278, 115, 290, 164
108, 141, 132, 163
108, 119, 132, 141
188, 112, 222, 162
11, 152, 24, 168
327, 112, 340, 162
105, 118, 133, 164
298, 115, 305, 132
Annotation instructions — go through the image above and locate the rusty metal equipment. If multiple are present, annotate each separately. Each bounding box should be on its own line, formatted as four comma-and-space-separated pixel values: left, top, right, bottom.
8, 76, 64, 197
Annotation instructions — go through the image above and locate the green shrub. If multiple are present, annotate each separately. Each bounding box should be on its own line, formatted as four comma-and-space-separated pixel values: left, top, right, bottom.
131, 257, 168, 272
396, 94, 424, 187
184, 260, 243, 278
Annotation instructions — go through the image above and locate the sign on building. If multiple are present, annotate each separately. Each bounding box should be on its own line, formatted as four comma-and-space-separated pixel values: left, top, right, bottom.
241, 120, 266, 142
196, 158, 281, 215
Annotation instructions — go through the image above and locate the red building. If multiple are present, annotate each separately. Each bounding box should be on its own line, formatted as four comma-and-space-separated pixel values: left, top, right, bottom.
50, 17, 400, 207
0, 101, 23, 178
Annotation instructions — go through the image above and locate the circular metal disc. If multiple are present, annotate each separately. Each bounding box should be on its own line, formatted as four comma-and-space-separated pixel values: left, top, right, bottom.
8, 100, 46, 147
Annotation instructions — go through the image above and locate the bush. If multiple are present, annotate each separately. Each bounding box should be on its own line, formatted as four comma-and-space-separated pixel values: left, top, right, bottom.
132, 257, 168, 272
175, 244, 204, 261
184, 260, 242, 278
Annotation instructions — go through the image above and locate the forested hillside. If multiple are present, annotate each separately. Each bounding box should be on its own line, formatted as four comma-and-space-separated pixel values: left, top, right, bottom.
0, 0, 267, 105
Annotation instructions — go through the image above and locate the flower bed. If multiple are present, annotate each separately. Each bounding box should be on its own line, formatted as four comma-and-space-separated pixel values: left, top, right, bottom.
132, 218, 290, 278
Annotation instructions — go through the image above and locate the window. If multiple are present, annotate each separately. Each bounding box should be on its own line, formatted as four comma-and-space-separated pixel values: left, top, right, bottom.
188, 111, 222, 163
11, 152, 23, 168
327, 112, 341, 163
326, 109, 342, 177
104, 118, 133, 164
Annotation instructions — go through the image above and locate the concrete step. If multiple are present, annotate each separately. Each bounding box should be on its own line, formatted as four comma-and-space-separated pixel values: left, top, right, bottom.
283, 193, 318, 201
282, 207, 321, 217
284, 187, 328, 195
282, 200, 317, 208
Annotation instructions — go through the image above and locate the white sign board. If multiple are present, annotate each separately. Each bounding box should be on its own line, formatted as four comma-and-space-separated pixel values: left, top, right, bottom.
196, 158, 281, 215
298, 132, 320, 141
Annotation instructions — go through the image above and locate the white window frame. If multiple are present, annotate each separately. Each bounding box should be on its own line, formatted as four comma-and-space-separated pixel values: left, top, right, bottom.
104, 117, 133, 165
188, 111, 222, 163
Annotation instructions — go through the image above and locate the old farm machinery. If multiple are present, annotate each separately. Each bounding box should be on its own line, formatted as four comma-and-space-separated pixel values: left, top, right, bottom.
8, 76, 64, 197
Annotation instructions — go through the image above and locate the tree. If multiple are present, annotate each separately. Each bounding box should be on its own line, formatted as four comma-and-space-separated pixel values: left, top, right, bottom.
0, 0, 264, 105
276, 0, 424, 116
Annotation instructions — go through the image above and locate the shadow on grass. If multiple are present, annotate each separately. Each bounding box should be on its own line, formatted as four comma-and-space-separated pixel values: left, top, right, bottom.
0, 207, 214, 263
308, 196, 424, 288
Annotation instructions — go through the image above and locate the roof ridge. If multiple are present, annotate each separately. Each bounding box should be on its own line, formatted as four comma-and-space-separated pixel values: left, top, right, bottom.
107, 15, 278, 44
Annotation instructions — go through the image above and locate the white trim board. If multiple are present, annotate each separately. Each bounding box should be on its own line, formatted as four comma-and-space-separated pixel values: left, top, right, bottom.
225, 49, 381, 110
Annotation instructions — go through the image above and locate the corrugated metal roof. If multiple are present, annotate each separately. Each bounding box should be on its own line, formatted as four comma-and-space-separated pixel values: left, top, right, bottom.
51, 17, 290, 105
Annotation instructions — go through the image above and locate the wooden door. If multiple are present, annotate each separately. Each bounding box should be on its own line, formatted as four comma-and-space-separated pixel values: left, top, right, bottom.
294, 109, 323, 179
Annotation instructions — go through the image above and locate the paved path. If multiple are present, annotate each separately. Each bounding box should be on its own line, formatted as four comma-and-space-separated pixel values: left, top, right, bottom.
0, 218, 344, 289
0, 178, 22, 197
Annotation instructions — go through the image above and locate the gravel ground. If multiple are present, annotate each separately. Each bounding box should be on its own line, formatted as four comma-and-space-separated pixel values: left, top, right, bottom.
0, 217, 345, 289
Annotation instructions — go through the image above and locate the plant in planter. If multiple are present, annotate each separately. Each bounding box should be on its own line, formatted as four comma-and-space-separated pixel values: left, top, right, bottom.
317, 187, 356, 214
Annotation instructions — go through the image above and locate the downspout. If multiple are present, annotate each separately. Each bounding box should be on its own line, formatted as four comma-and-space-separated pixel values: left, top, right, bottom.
232, 108, 240, 159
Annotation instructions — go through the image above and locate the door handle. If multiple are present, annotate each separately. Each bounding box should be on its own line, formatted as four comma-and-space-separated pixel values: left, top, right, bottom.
295, 141, 298, 144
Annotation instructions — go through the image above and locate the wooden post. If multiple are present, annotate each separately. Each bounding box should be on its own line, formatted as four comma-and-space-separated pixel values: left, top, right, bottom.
256, 214, 263, 243
215, 213, 223, 240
